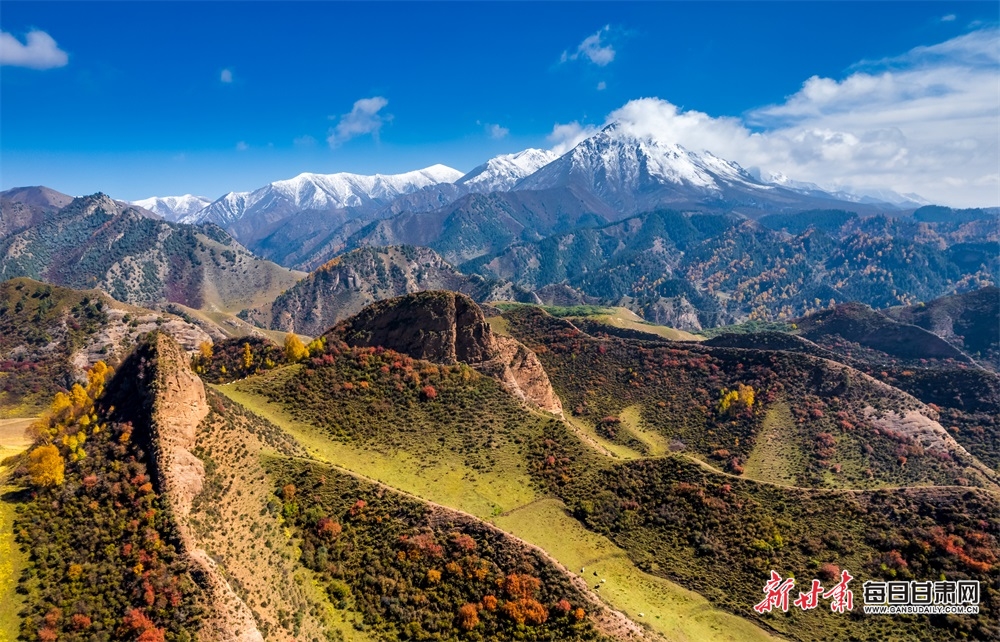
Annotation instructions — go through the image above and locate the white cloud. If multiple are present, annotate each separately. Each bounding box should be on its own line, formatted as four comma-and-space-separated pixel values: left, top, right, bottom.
327, 96, 390, 147
941, 14, 956, 22
486, 123, 509, 139
236, 141, 249, 151
559, 29, 998, 207
220, 68, 233, 83
547, 121, 599, 155
561, 25, 616, 67
293, 135, 317, 148
597, 81, 607, 91
0, 29, 68, 69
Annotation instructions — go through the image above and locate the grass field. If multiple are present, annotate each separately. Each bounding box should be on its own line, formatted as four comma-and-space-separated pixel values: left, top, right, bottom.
0, 418, 33, 642
214, 377, 779, 642
564, 415, 646, 460
214, 379, 539, 518
742, 402, 802, 485
618, 405, 669, 456
494, 499, 777, 642
587, 308, 705, 342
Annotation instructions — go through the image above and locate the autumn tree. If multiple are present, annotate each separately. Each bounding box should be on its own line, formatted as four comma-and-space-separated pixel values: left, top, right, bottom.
718, 383, 755, 416
241, 342, 253, 371
284, 334, 309, 363
457, 603, 479, 630
28, 444, 65, 487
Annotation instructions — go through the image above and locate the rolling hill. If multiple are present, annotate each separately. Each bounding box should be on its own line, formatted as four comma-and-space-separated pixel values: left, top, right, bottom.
0, 192, 305, 313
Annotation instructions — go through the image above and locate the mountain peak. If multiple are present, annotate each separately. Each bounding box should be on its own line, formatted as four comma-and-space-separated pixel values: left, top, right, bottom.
457, 148, 559, 192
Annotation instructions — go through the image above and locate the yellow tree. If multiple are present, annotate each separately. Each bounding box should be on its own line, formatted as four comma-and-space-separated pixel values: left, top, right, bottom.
241, 342, 253, 371
284, 334, 309, 363
28, 444, 65, 487
86, 361, 111, 399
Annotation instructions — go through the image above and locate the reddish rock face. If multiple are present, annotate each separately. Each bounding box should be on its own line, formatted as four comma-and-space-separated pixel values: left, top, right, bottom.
333, 291, 563, 414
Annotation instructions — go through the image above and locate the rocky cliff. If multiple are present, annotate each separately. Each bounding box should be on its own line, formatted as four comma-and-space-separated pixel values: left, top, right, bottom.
333, 291, 563, 414
108, 334, 263, 641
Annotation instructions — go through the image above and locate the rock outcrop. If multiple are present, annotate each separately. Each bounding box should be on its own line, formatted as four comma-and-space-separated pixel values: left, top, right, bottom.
109, 333, 263, 642
247, 245, 537, 336
333, 291, 563, 415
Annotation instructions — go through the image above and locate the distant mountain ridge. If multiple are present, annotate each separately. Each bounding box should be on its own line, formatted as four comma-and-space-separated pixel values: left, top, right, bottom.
180, 164, 463, 226
122, 123, 929, 271
131, 194, 212, 221
0, 192, 303, 311
244, 245, 537, 336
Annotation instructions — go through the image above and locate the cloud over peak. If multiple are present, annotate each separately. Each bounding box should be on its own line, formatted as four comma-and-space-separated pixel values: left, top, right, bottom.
327, 96, 390, 147
0, 29, 68, 69
549, 28, 999, 207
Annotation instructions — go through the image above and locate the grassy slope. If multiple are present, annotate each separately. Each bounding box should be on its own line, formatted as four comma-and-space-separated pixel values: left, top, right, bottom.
189, 392, 371, 641
502, 306, 991, 490
586, 308, 704, 342
494, 500, 775, 642
558, 453, 1000, 642
214, 371, 778, 642
217, 371, 539, 521
743, 402, 803, 485
0, 418, 32, 642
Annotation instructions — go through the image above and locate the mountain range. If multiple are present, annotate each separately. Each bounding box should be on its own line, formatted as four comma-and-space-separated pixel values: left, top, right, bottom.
125, 122, 929, 271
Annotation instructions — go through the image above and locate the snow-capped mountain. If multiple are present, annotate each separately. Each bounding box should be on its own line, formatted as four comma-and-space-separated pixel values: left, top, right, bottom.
183, 164, 463, 225
457, 149, 559, 193
131, 194, 212, 222
514, 122, 778, 213
753, 170, 929, 208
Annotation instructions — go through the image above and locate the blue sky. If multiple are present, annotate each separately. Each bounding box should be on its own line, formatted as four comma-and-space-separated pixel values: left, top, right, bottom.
1, 1, 998, 206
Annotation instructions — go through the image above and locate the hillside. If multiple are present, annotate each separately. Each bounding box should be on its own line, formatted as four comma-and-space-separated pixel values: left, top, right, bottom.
0, 186, 74, 237
885, 286, 1000, 369
793, 301, 1000, 471
206, 295, 997, 641
459, 210, 995, 327
0, 278, 215, 416
500, 305, 995, 489
330, 291, 562, 413
3, 330, 639, 641
243, 245, 537, 336
0, 193, 304, 313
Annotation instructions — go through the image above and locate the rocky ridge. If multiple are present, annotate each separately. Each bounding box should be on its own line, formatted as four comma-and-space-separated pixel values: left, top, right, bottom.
332, 291, 563, 414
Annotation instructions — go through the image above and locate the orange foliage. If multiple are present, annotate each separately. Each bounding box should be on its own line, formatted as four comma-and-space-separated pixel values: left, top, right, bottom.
501, 598, 548, 625
317, 517, 342, 539
457, 603, 480, 630
71, 613, 92, 630
501, 573, 541, 600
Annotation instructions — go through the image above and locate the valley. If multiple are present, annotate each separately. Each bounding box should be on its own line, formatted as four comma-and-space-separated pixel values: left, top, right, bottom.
0, 102, 997, 642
